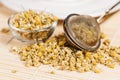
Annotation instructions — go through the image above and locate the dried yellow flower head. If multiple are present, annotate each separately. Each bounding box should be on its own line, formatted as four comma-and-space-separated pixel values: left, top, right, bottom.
11, 70, 17, 73
12, 10, 58, 30
0, 28, 10, 33
100, 32, 106, 39
49, 71, 55, 74
11, 33, 120, 73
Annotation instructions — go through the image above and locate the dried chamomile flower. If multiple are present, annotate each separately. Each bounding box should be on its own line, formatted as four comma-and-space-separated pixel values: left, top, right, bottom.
49, 71, 55, 74
12, 10, 58, 30
0, 28, 10, 33
100, 32, 106, 39
103, 39, 110, 46
11, 33, 120, 73
11, 70, 17, 73
92, 67, 101, 73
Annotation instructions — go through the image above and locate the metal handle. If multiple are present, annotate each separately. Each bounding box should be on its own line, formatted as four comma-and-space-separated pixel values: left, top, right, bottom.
97, 1, 120, 23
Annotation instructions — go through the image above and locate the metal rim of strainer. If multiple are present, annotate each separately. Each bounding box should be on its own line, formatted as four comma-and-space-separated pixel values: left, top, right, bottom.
63, 14, 101, 51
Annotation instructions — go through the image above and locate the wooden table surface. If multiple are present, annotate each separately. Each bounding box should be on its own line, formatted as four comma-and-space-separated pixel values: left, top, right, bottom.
0, 3, 120, 80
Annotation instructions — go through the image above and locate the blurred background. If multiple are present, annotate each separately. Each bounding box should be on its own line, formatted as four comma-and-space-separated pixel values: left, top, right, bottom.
0, 0, 120, 19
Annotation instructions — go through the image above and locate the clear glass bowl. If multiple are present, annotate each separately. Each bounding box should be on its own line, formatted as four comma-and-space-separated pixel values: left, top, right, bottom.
8, 12, 58, 44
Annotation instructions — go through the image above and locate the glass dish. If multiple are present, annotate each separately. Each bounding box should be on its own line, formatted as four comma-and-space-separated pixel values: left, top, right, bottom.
8, 11, 58, 44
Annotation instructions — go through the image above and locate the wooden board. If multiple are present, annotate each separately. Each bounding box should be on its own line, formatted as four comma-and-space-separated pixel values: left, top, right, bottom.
0, 3, 120, 80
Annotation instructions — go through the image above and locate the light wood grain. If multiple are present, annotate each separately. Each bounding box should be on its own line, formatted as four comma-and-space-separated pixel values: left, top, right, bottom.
0, 3, 120, 80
